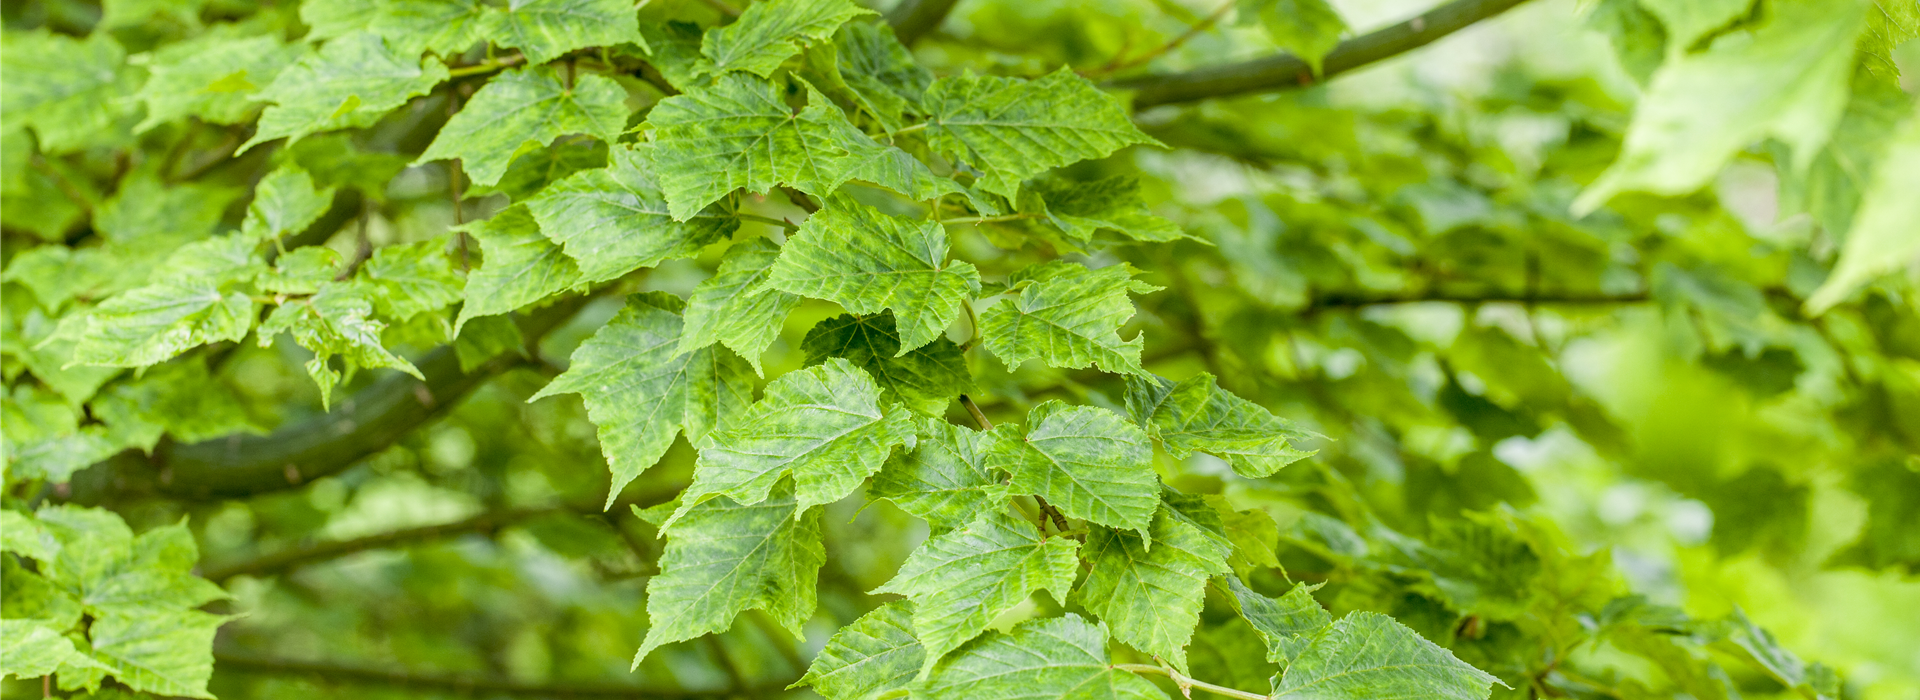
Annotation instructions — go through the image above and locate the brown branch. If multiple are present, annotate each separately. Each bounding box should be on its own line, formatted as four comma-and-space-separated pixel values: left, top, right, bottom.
1111, 0, 1533, 108
214, 652, 778, 698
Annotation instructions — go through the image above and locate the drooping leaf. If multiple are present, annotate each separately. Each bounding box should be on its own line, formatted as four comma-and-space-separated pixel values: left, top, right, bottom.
700, 0, 875, 77
922, 68, 1159, 200
0, 31, 141, 154
1225, 576, 1331, 665
1271, 612, 1501, 700
416, 66, 628, 187
646, 74, 881, 219
768, 195, 979, 353
1573, 0, 1867, 212
1023, 176, 1188, 245
633, 483, 823, 666
531, 293, 755, 508
873, 510, 1082, 675
979, 261, 1158, 376
1073, 506, 1232, 671
1124, 373, 1316, 478
85, 610, 226, 699
454, 205, 583, 330
1236, 0, 1348, 75
132, 27, 303, 131
478, 0, 645, 66
670, 357, 914, 524
986, 400, 1159, 538
525, 144, 737, 283
244, 32, 450, 151
0, 620, 99, 681
679, 237, 802, 375
918, 614, 1166, 700
1808, 107, 1920, 312
347, 237, 465, 322
792, 599, 924, 700
258, 286, 423, 407
828, 22, 932, 132
801, 313, 973, 416
71, 283, 256, 368
870, 417, 1004, 532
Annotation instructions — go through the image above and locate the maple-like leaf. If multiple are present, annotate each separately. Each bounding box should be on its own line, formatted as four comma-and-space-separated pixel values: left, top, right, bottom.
1124, 373, 1316, 478
647, 74, 877, 219
478, 0, 645, 65
258, 286, 423, 407
800, 313, 973, 415
678, 237, 802, 375
986, 400, 1159, 538
71, 283, 255, 368
1237, 0, 1348, 75
1225, 576, 1331, 664
525, 144, 737, 283
918, 614, 1166, 700
873, 510, 1081, 675
454, 205, 583, 331
133, 27, 302, 132
669, 357, 914, 526
243, 165, 337, 240
1074, 506, 1231, 672
700, 0, 875, 77
979, 261, 1159, 376
244, 32, 449, 151
768, 195, 980, 353
1271, 612, 1501, 700
1, 31, 141, 154
415, 66, 628, 187
922, 68, 1159, 200
792, 599, 924, 700
1023, 176, 1188, 245
531, 293, 755, 508
870, 418, 1004, 533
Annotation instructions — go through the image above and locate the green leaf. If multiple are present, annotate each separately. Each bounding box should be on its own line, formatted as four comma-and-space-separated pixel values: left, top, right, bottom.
873, 510, 1082, 675
71, 283, 256, 368
1272, 612, 1500, 700
922, 68, 1159, 200
829, 22, 933, 132
300, 0, 381, 41
452, 314, 526, 371
275, 132, 414, 201
260, 247, 343, 296
32, 508, 228, 615
800, 313, 973, 416
1, 386, 117, 483
987, 400, 1159, 538
132, 27, 303, 131
454, 205, 583, 330
1638, 0, 1753, 52
530, 293, 755, 508
1073, 506, 1231, 671
1225, 576, 1331, 664
416, 66, 629, 188
918, 614, 1166, 700
679, 237, 802, 375
93, 174, 240, 249
1124, 372, 1315, 478
670, 357, 915, 524
636, 20, 708, 91
479, 0, 644, 66
244, 165, 338, 240
373, 0, 488, 56
1023, 176, 1188, 245
1, 619, 99, 681
841, 143, 965, 202
700, 0, 875, 77
1573, 0, 1867, 213
245, 32, 450, 151
633, 482, 823, 666
1808, 107, 1920, 312
870, 417, 1004, 532
792, 599, 924, 700
85, 610, 226, 699
525, 144, 737, 283
6, 308, 119, 404
259, 286, 423, 407
91, 358, 254, 452
647, 74, 876, 219
1236, 0, 1348, 75
0, 31, 140, 154
768, 195, 980, 353
347, 237, 466, 322
979, 261, 1158, 376
1, 509, 57, 561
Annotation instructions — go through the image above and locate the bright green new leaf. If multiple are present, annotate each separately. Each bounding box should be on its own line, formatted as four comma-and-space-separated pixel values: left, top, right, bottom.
479, 0, 644, 66
0, 31, 140, 154
416, 67, 628, 187
679, 237, 802, 375
0, 509, 56, 560
873, 510, 1082, 675
2, 386, 117, 483
85, 610, 227, 699
1808, 107, 1920, 312
979, 261, 1157, 376
244, 165, 337, 239
1125, 373, 1315, 478
1024, 176, 1188, 245
1073, 507, 1231, 671
922, 68, 1159, 200
133, 28, 302, 131
71, 283, 256, 368
245, 32, 450, 151
870, 418, 1004, 532
1272, 612, 1501, 700
647, 74, 877, 219
671, 357, 914, 524
259, 248, 341, 296
769, 195, 980, 353
918, 614, 1166, 700
259, 286, 423, 407
1639, 0, 1754, 52
531, 293, 755, 508
792, 599, 924, 699
987, 400, 1159, 537
1237, 0, 1348, 75
800, 313, 973, 416
454, 205, 583, 330
525, 144, 737, 283
1226, 576, 1331, 664
700, 0, 875, 77
1, 620, 98, 681
347, 237, 465, 322
633, 483, 823, 666
1574, 0, 1867, 213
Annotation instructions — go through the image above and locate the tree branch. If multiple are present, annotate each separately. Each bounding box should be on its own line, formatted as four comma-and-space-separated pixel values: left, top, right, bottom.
886, 0, 961, 46
1110, 0, 1533, 108
1306, 289, 1650, 312
214, 652, 777, 698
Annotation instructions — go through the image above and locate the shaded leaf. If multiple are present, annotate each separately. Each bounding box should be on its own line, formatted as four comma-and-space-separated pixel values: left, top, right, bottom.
526, 144, 737, 283
1237, 0, 1348, 75
1225, 576, 1331, 665
416, 66, 628, 187
679, 237, 801, 375
801, 313, 973, 416
245, 32, 450, 150
133, 27, 302, 131
1073, 506, 1231, 671
1809, 106, 1920, 312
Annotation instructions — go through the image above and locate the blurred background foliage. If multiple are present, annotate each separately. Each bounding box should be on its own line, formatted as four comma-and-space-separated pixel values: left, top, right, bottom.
3, 0, 1919, 698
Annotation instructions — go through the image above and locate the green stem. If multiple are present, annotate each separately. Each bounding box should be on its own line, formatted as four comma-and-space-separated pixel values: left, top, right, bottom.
941, 213, 1042, 225
448, 53, 526, 78
1113, 663, 1268, 700
737, 213, 800, 231
887, 122, 930, 138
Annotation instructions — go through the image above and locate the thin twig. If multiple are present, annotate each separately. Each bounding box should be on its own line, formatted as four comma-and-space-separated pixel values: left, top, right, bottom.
940, 213, 1042, 226
1088, 0, 1238, 78
1113, 662, 1269, 700
737, 213, 799, 231
447, 53, 526, 78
